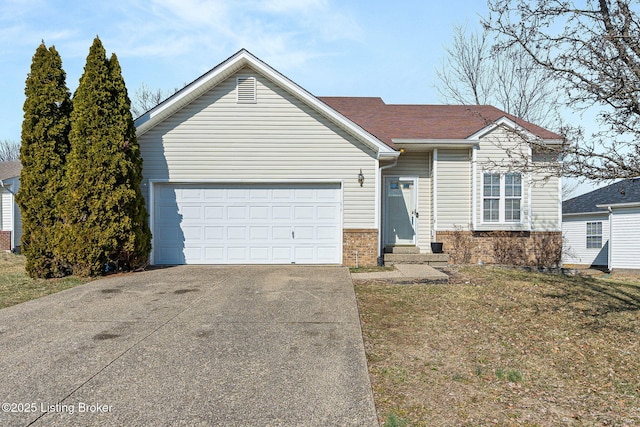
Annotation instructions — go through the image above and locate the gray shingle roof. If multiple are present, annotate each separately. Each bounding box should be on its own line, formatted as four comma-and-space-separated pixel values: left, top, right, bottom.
0, 161, 22, 181
563, 178, 640, 214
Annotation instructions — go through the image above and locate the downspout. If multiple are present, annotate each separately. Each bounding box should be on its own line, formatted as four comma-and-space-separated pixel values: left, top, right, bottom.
378, 153, 400, 263
433, 149, 438, 241
607, 205, 613, 272
471, 146, 477, 230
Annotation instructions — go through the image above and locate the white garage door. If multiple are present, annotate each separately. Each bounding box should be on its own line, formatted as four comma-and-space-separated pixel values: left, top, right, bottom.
153, 183, 342, 264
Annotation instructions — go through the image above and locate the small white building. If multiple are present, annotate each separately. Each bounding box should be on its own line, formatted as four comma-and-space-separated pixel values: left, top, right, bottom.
563, 178, 640, 271
0, 161, 22, 252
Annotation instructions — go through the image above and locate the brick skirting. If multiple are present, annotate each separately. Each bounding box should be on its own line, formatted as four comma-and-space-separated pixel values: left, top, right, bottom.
436, 230, 563, 266
343, 229, 378, 267
0, 231, 11, 251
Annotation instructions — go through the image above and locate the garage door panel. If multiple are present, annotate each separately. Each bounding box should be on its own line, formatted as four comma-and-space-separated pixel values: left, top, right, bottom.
227, 188, 248, 199
181, 206, 202, 220
180, 188, 202, 200
249, 206, 269, 219
205, 247, 224, 261
183, 226, 203, 240
294, 226, 314, 241
318, 206, 339, 220
273, 226, 291, 240
294, 246, 315, 262
205, 226, 223, 240
294, 206, 314, 220
272, 206, 291, 220
318, 247, 339, 263
183, 247, 203, 263
227, 226, 247, 240
204, 188, 224, 199
154, 183, 341, 264
250, 226, 269, 240
227, 247, 248, 261
317, 226, 339, 240
250, 247, 270, 261
227, 206, 246, 220
205, 206, 224, 219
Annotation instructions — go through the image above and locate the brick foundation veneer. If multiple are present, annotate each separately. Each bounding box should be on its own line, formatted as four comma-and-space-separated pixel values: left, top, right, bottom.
343, 229, 378, 267
436, 230, 563, 266
0, 231, 11, 251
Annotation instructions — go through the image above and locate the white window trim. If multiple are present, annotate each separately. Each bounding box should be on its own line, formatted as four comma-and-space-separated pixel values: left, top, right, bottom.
586, 221, 603, 249
481, 171, 524, 225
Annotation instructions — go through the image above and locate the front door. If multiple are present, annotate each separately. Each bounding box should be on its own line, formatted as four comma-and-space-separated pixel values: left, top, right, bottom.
385, 178, 417, 246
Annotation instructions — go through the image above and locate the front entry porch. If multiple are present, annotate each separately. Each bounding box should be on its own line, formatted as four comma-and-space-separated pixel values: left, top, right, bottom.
383, 245, 449, 267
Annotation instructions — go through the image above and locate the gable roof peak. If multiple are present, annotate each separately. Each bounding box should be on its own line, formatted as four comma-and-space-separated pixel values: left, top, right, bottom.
134, 50, 397, 158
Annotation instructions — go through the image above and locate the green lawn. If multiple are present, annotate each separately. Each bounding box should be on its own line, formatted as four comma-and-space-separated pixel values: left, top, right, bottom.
0, 252, 91, 309
355, 266, 640, 426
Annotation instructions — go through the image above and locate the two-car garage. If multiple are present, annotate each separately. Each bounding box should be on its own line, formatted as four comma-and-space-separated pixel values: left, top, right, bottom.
152, 183, 342, 265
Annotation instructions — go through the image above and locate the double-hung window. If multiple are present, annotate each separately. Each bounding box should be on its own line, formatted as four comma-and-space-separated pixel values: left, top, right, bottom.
483, 172, 523, 223
483, 173, 501, 222
586, 222, 602, 249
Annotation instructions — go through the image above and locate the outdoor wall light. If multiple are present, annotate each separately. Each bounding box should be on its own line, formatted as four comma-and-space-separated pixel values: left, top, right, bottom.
358, 169, 365, 187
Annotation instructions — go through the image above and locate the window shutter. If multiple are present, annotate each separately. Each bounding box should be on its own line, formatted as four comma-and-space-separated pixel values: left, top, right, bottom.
237, 77, 257, 103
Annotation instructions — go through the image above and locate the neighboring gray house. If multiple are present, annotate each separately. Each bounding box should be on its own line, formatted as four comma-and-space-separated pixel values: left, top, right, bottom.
0, 161, 22, 252
563, 178, 640, 271
134, 49, 563, 266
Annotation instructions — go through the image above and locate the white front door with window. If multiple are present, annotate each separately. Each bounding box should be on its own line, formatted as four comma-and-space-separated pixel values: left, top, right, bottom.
384, 178, 417, 246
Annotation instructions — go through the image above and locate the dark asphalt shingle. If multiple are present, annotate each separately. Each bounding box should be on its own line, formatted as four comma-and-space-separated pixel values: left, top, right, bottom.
563, 178, 640, 214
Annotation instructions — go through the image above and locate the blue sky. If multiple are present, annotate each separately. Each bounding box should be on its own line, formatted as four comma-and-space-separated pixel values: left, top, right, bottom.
0, 0, 598, 196
0, 0, 489, 141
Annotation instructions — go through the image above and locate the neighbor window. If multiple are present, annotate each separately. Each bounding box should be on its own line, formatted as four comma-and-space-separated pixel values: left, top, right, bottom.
586, 222, 602, 249
483, 172, 523, 223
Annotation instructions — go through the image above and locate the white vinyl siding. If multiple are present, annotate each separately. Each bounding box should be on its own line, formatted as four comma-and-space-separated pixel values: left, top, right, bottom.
0, 177, 22, 250
382, 152, 431, 253
138, 69, 378, 229
474, 127, 560, 231
0, 189, 9, 231
437, 149, 472, 230
530, 175, 561, 231
562, 214, 609, 266
610, 207, 640, 270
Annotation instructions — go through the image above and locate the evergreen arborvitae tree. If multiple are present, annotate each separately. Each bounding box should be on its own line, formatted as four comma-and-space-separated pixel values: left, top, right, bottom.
107, 53, 151, 269
59, 37, 151, 276
16, 42, 71, 278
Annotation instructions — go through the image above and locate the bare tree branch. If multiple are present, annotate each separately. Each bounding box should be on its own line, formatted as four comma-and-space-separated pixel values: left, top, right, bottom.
0, 140, 20, 162
484, 0, 640, 181
436, 24, 560, 127
131, 83, 169, 119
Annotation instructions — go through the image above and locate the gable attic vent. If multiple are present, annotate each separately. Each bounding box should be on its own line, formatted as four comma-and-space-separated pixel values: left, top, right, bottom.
237, 76, 257, 104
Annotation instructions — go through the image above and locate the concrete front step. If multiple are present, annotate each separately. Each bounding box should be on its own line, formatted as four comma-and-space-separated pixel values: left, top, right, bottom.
384, 253, 449, 267
384, 246, 421, 254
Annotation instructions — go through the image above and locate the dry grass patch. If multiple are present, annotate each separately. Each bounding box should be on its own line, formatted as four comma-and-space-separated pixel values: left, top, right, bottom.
0, 253, 91, 309
355, 266, 640, 426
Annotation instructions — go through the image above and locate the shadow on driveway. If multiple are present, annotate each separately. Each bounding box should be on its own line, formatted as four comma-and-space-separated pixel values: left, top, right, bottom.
0, 266, 377, 426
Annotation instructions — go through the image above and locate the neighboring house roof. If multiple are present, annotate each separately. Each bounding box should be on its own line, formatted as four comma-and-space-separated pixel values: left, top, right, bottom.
134, 49, 398, 160
0, 161, 22, 181
563, 178, 640, 214
319, 97, 562, 147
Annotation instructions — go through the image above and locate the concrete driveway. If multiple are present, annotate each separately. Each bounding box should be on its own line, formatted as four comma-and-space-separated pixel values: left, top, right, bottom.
0, 266, 377, 426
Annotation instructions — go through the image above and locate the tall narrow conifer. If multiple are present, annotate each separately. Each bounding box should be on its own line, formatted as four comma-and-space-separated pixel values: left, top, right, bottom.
60, 37, 150, 276
16, 42, 71, 278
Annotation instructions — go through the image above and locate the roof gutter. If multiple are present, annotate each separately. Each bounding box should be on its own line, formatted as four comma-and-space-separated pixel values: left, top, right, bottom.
596, 202, 640, 209
562, 210, 608, 217
0, 179, 15, 195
